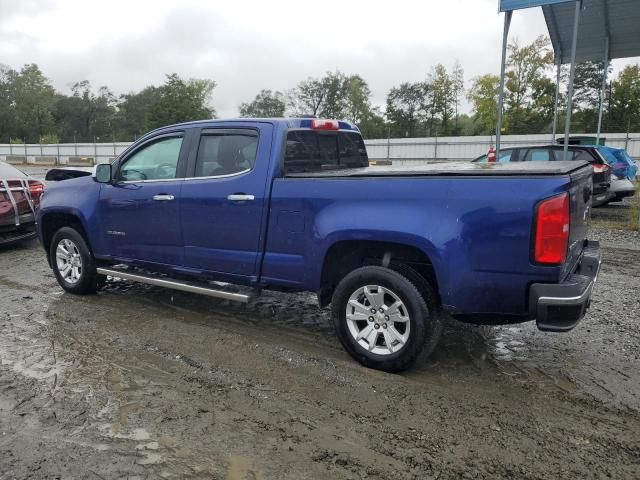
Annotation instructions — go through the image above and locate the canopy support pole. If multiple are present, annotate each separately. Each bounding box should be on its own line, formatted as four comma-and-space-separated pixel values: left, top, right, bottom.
495, 9, 512, 158
551, 51, 562, 143
596, 37, 610, 145
563, 0, 582, 160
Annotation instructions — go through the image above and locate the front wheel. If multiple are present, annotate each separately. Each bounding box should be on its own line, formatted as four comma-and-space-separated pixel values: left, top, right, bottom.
331, 265, 441, 372
50, 226, 103, 294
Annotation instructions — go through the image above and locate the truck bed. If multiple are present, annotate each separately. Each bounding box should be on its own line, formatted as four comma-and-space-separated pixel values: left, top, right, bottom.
286, 161, 590, 177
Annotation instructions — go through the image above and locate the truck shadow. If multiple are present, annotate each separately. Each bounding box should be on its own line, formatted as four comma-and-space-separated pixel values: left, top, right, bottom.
42, 276, 603, 405
97, 278, 552, 380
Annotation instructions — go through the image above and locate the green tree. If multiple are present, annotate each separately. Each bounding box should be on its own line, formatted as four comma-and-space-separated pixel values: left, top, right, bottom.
385, 82, 427, 137
287, 71, 380, 134
572, 61, 610, 109
342, 75, 372, 124
503, 35, 554, 133
54, 81, 117, 142
467, 74, 499, 135
145, 73, 216, 131
0, 65, 16, 142
428, 64, 457, 135
451, 61, 465, 133
239, 89, 285, 117
9, 64, 57, 142
357, 111, 386, 139
288, 71, 347, 118
113, 87, 159, 140
609, 64, 640, 133
569, 61, 613, 132
287, 76, 330, 116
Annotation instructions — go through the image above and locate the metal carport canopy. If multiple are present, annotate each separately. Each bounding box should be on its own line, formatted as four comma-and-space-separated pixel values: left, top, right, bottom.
495, 0, 640, 159
539, 0, 640, 64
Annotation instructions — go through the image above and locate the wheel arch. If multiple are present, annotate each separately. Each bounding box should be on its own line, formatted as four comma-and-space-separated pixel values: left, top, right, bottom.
317, 239, 442, 308
40, 211, 90, 266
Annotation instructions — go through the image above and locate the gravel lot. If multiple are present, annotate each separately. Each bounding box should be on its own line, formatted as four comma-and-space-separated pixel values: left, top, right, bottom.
0, 202, 639, 479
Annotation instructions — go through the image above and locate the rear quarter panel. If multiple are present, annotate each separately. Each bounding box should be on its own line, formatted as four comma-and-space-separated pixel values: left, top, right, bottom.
264, 174, 570, 317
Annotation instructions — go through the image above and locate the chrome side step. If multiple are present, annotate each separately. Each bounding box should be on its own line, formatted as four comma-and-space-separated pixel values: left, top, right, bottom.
96, 267, 251, 303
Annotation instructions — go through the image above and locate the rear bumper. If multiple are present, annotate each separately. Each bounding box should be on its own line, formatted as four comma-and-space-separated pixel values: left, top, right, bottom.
592, 191, 615, 206
529, 241, 601, 332
615, 190, 636, 200
610, 178, 636, 199
0, 223, 37, 246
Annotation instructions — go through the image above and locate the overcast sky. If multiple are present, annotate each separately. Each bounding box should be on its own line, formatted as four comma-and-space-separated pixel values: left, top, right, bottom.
1, 0, 637, 117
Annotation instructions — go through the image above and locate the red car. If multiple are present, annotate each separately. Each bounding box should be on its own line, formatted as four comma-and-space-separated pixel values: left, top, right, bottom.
0, 162, 45, 246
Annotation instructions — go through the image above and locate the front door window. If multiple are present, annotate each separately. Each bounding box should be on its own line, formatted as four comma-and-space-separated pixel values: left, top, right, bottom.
119, 137, 183, 181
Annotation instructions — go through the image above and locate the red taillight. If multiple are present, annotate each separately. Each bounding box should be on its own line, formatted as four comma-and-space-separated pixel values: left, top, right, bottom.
28, 180, 44, 207
592, 163, 609, 174
534, 193, 570, 265
311, 119, 339, 131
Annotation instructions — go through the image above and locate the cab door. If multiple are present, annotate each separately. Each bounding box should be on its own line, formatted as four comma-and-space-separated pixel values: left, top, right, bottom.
179, 124, 273, 282
99, 131, 191, 267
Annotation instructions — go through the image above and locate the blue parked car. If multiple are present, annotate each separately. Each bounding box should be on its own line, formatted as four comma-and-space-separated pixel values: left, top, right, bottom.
472, 144, 614, 205
596, 146, 637, 203
37, 118, 601, 371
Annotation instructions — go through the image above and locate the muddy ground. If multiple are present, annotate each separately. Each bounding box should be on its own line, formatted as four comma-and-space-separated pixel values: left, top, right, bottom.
1, 205, 639, 479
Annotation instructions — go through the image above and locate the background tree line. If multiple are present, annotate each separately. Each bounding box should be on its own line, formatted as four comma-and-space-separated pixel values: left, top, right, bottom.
1, 35, 640, 143
0, 66, 216, 143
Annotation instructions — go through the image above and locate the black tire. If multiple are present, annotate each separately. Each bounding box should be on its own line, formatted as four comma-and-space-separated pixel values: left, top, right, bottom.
331, 265, 441, 372
387, 262, 443, 358
50, 226, 103, 294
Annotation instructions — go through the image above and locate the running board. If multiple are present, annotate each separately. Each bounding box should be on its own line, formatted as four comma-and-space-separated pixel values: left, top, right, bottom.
96, 267, 251, 303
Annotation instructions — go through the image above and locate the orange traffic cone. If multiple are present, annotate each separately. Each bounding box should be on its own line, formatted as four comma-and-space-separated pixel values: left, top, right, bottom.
488, 146, 496, 163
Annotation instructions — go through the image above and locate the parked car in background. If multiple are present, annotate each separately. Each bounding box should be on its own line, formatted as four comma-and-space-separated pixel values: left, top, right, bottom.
44, 166, 94, 182
595, 146, 637, 203
0, 161, 45, 246
472, 144, 613, 206
37, 118, 601, 372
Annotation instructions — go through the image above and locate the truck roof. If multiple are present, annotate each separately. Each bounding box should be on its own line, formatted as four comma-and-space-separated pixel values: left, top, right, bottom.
147, 117, 360, 135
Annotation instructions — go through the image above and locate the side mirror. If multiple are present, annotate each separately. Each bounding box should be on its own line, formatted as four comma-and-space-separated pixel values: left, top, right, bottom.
95, 163, 112, 183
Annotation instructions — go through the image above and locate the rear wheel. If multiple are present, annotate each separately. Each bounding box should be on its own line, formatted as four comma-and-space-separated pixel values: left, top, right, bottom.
331, 265, 441, 372
50, 226, 103, 294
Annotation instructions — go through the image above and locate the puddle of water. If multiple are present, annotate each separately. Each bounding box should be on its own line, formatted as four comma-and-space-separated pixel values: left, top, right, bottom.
0, 311, 69, 382
137, 452, 163, 465
227, 455, 263, 480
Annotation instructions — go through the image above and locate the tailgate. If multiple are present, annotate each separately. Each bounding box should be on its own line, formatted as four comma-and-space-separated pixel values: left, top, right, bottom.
562, 164, 592, 279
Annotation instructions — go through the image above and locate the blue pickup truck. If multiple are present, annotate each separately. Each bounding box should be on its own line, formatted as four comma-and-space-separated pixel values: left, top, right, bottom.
37, 118, 601, 371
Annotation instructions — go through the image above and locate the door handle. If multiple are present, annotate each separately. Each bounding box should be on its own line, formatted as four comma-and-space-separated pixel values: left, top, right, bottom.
153, 194, 175, 201
227, 194, 255, 202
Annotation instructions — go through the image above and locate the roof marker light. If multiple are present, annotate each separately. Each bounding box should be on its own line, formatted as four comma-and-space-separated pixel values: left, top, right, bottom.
311, 119, 339, 131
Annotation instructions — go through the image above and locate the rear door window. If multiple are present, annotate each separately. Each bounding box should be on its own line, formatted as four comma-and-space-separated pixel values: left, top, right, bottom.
194, 131, 258, 177
472, 149, 513, 163
498, 149, 513, 163
521, 149, 552, 162
570, 150, 595, 162
284, 131, 368, 173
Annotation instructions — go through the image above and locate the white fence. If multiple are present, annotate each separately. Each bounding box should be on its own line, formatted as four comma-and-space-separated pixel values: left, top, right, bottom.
0, 142, 131, 166
366, 132, 640, 165
1, 133, 639, 167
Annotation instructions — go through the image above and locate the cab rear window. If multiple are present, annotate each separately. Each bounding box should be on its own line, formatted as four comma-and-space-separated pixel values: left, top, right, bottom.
284, 131, 368, 173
